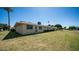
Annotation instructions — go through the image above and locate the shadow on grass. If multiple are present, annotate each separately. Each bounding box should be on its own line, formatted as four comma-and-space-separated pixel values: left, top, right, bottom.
3, 30, 54, 40
3, 31, 22, 40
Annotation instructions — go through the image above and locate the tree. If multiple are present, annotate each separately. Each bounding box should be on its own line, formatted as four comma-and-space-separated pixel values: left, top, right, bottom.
76, 27, 79, 30
0, 23, 9, 30
54, 24, 62, 30
3, 7, 12, 30
48, 24, 51, 26
77, 27, 79, 30
68, 26, 79, 30
37, 21, 41, 25
68, 26, 76, 30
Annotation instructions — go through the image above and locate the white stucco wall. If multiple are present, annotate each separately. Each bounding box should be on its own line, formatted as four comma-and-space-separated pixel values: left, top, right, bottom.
15, 23, 50, 35
15, 25, 24, 35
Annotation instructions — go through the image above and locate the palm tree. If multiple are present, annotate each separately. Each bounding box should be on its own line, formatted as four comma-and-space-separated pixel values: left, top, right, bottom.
3, 7, 12, 30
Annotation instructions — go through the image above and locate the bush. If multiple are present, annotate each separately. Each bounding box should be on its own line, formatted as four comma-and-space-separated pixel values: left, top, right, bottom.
68, 26, 76, 30
11, 28, 16, 32
54, 24, 62, 30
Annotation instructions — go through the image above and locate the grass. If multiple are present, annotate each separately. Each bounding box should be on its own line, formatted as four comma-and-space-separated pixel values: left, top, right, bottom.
0, 31, 9, 40
0, 30, 79, 51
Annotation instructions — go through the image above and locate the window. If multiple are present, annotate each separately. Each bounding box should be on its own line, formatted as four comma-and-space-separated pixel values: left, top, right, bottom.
26, 25, 33, 29
35, 26, 37, 29
39, 26, 42, 30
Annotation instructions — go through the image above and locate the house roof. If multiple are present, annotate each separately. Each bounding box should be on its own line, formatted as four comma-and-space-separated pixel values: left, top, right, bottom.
14, 21, 47, 27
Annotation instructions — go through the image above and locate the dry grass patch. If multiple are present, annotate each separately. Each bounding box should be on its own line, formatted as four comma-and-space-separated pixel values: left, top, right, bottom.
0, 30, 79, 51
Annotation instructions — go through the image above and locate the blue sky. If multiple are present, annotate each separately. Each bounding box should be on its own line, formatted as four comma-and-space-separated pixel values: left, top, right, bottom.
0, 7, 79, 27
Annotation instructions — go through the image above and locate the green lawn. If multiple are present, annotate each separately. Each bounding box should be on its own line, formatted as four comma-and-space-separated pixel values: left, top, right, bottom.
0, 30, 79, 51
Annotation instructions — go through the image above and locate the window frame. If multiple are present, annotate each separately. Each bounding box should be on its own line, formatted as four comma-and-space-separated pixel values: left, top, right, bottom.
26, 25, 33, 30
39, 26, 42, 30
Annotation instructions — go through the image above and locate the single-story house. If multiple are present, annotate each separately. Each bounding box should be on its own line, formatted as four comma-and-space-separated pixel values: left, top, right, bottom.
14, 21, 53, 35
